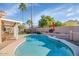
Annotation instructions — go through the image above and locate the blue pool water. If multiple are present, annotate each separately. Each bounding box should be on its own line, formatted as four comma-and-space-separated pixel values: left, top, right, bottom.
15, 34, 74, 56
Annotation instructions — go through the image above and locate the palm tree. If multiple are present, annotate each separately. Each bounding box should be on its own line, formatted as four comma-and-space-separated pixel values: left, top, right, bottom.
19, 3, 33, 28
19, 3, 26, 21
26, 19, 32, 28
30, 3, 33, 28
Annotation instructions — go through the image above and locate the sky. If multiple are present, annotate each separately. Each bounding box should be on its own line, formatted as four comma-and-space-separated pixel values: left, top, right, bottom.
0, 3, 79, 26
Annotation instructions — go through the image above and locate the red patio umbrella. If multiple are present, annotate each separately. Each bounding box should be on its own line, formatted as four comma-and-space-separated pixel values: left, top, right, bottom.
51, 22, 55, 31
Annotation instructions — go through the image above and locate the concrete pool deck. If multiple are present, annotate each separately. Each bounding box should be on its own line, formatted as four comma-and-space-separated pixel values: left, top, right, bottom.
0, 35, 26, 56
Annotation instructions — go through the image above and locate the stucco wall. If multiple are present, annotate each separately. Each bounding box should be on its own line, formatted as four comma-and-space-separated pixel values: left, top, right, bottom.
55, 26, 79, 41
36, 26, 79, 41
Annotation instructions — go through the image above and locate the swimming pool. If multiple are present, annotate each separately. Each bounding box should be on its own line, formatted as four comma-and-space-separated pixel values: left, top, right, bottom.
15, 34, 74, 56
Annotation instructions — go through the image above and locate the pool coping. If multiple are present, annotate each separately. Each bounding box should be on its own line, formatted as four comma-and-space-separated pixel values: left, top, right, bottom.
47, 35, 79, 56
13, 34, 31, 56
13, 37, 26, 55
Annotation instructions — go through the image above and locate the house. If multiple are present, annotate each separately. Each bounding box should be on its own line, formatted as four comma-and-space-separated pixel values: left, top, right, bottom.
0, 18, 23, 43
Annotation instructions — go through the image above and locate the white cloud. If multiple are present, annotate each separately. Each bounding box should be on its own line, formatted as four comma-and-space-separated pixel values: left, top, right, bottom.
4, 3, 40, 23
66, 6, 79, 17
67, 7, 73, 12
33, 5, 65, 26
33, 4, 79, 26
66, 12, 74, 17
5, 4, 20, 17
63, 17, 79, 22
76, 9, 79, 13
34, 6, 64, 18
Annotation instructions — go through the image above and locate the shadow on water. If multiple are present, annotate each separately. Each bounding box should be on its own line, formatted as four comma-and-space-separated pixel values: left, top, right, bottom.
26, 34, 74, 56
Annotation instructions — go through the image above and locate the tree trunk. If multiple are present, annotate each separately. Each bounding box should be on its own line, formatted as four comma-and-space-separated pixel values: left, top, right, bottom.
31, 3, 33, 28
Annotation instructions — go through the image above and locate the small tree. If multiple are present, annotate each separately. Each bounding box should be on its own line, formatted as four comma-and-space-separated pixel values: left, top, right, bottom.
18, 23, 26, 34
39, 18, 47, 28
55, 21, 62, 27
39, 15, 55, 28
26, 19, 32, 28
